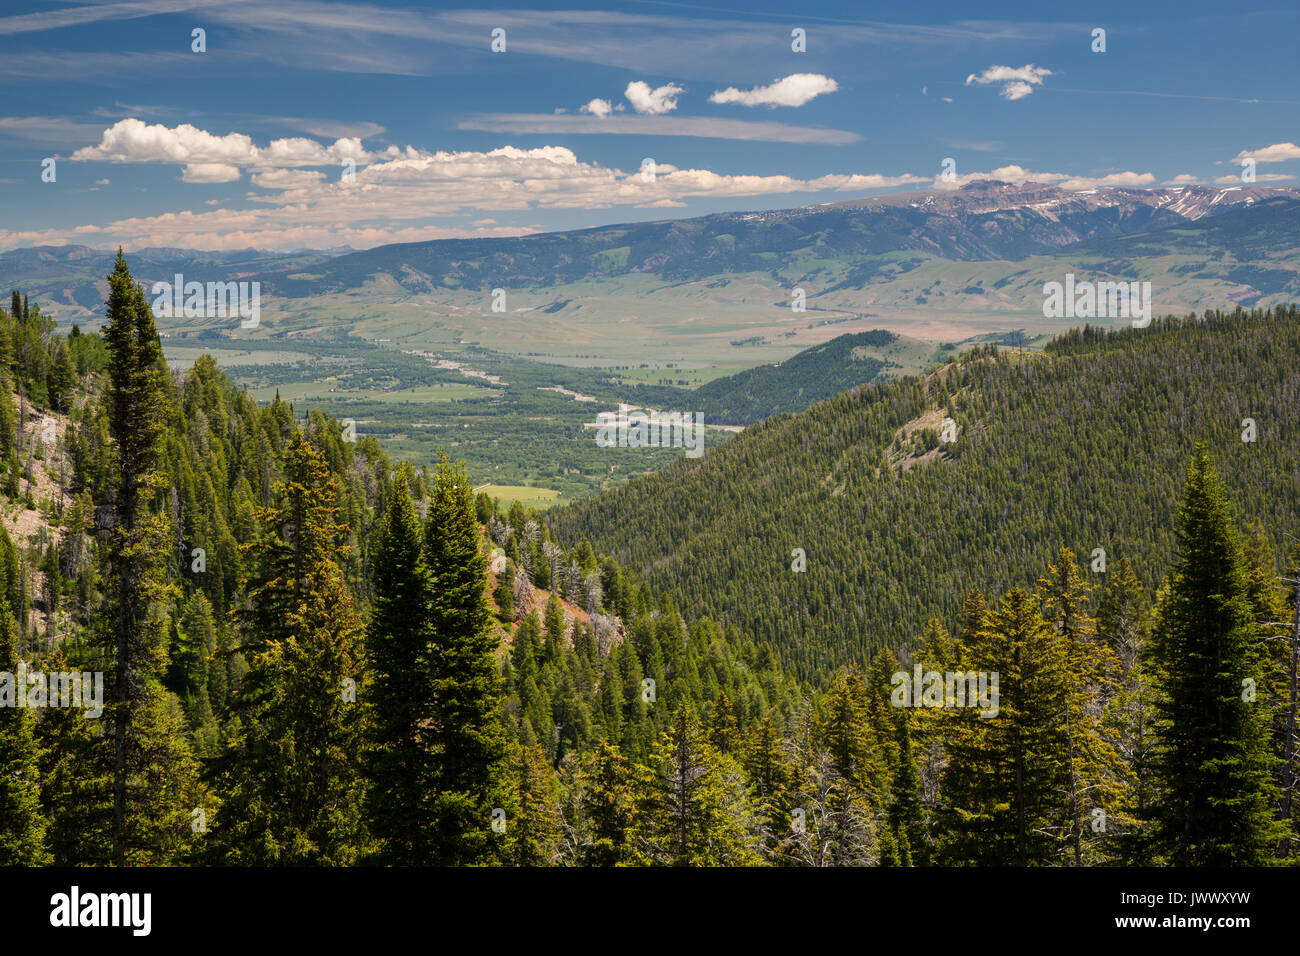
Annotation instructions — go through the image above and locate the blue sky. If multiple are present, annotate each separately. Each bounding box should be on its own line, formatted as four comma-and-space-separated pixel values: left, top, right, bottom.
3, 0, 1299, 252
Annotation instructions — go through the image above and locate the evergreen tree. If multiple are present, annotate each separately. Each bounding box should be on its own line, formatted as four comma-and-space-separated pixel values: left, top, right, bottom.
1038, 549, 1129, 865
744, 715, 793, 853
1145, 449, 1285, 864
0, 604, 49, 863
887, 709, 928, 865
364, 473, 433, 864
543, 592, 567, 664
35, 650, 112, 865
509, 741, 562, 866
212, 434, 369, 865
423, 453, 509, 865
637, 702, 763, 866
574, 741, 648, 866
820, 666, 882, 804
938, 588, 1073, 866
98, 251, 187, 865
493, 559, 515, 621
1097, 558, 1149, 678
47, 339, 77, 413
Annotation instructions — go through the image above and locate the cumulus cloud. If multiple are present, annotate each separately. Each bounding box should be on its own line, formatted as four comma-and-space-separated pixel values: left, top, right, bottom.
625, 80, 683, 115
933, 164, 1155, 190
1164, 174, 1201, 185
251, 168, 328, 190
708, 73, 838, 108
72, 118, 371, 170
579, 98, 614, 118
182, 163, 241, 183
1232, 142, 1300, 164
1214, 172, 1294, 184
964, 64, 1052, 100
38, 119, 926, 251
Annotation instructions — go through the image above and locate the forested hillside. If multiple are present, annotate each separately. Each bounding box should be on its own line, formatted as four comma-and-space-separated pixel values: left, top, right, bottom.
0, 256, 805, 866
551, 307, 1300, 677
627, 330, 899, 426
3, 263, 1296, 867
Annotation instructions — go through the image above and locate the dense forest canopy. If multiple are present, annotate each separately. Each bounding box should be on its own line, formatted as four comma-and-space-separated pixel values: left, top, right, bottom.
552, 307, 1300, 679
0, 261, 1295, 867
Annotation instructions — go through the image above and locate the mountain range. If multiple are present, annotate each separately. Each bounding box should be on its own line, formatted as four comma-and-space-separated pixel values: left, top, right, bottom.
6, 181, 1300, 335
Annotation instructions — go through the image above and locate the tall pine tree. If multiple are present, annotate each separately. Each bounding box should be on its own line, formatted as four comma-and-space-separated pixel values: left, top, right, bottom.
212, 433, 369, 864
364, 472, 433, 863
423, 453, 509, 865
1145, 449, 1285, 864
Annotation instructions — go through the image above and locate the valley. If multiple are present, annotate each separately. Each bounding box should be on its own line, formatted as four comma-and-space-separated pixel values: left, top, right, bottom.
23, 181, 1288, 503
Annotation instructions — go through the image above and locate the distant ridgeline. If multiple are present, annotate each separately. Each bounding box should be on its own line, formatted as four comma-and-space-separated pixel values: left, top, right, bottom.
615, 329, 899, 426
550, 307, 1300, 679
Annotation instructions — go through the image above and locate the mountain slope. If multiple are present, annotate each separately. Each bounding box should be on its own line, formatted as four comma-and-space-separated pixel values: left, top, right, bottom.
246, 181, 1294, 297
549, 306, 1300, 678
618, 329, 907, 425
11, 182, 1300, 364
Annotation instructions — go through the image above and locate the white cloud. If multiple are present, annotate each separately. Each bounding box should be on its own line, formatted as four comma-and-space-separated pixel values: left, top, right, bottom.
251, 168, 327, 190
965, 64, 1052, 100
579, 98, 614, 118
1214, 172, 1294, 184
1232, 142, 1300, 164
1057, 171, 1157, 189
1164, 174, 1201, 185
708, 74, 838, 108
25, 120, 923, 251
625, 81, 684, 115
933, 164, 1155, 190
182, 163, 241, 183
94, 178, 110, 185
71, 118, 372, 170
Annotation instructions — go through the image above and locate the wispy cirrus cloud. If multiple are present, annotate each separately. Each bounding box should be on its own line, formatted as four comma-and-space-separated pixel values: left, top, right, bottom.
0, 3, 1083, 82
457, 113, 862, 144
0, 115, 109, 144
943, 138, 1005, 153
0, 0, 246, 36
0, 49, 199, 81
